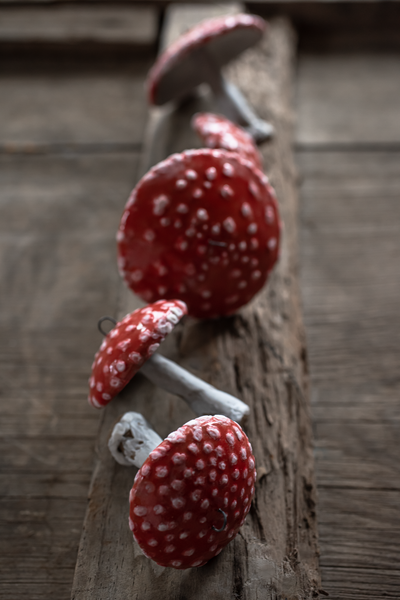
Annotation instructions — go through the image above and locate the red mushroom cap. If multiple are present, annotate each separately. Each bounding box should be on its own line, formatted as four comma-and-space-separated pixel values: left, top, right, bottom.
88, 299, 187, 409
147, 14, 266, 106
192, 112, 263, 170
117, 148, 280, 319
129, 415, 256, 569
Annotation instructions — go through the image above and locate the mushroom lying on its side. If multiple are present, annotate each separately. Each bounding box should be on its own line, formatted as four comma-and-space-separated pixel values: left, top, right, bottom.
111, 412, 256, 569
88, 299, 249, 424
147, 13, 273, 142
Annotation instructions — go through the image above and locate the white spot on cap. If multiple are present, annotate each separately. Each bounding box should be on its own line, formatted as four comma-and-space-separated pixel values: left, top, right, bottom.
130, 269, 143, 283
116, 230, 124, 242
158, 285, 167, 295
201, 499, 209, 509
144, 230, 155, 242
156, 466, 169, 478
193, 188, 203, 198
251, 270, 262, 280
196, 460, 205, 470
238, 280, 247, 289
205, 167, 217, 180
160, 217, 170, 227
232, 469, 240, 480
241, 202, 252, 218
191, 490, 202, 502
211, 223, 221, 235
129, 351, 142, 363
188, 443, 199, 454
171, 497, 186, 509
221, 475, 229, 485
268, 237, 277, 250
171, 454, 186, 466
183, 512, 192, 520
177, 203, 189, 214
96, 382, 103, 392
234, 426, 243, 441
201, 290, 211, 299
141, 521, 151, 530
185, 228, 195, 238
185, 169, 197, 180
176, 179, 187, 189
225, 295, 239, 304
204, 181, 212, 189
148, 539, 158, 547
250, 238, 259, 250
183, 548, 195, 557
153, 194, 169, 215
167, 430, 186, 443
148, 343, 160, 355
222, 163, 234, 177
223, 217, 236, 233
249, 181, 260, 198
247, 223, 258, 234
134, 506, 147, 517
265, 205, 275, 223
231, 269, 241, 278
141, 463, 150, 476
102, 393, 111, 401
206, 426, 221, 440
220, 184, 234, 199
197, 208, 209, 221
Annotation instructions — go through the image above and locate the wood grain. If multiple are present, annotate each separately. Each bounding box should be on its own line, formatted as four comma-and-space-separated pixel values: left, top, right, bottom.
0, 55, 153, 598
297, 51, 400, 598
71, 7, 321, 600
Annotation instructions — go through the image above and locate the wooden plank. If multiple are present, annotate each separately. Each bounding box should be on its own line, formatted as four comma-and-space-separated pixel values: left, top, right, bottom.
0, 6, 158, 45
0, 62, 151, 146
0, 52, 152, 598
296, 55, 400, 144
71, 6, 321, 600
298, 151, 400, 384
297, 48, 400, 598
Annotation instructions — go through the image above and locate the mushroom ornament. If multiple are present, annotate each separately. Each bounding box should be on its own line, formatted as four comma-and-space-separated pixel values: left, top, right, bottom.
192, 112, 263, 170
147, 13, 273, 142
116, 413, 256, 569
117, 149, 281, 319
88, 299, 249, 424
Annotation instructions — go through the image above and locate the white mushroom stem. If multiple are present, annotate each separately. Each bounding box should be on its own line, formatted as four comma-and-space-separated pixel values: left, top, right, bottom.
108, 411, 162, 467
193, 47, 274, 143
140, 352, 249, 424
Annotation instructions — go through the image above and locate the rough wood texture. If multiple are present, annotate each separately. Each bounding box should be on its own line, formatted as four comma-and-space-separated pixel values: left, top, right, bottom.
0, 56, 152, 600
0, 6, 157, 44
297, 52, 400, 599
71, 6, 320, 599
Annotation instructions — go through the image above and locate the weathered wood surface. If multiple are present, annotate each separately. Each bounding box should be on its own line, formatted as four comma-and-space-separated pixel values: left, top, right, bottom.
0, 50, 153, 600
71, 5, 321, 600
297, 53, 400, 598
0, 6, 157, 45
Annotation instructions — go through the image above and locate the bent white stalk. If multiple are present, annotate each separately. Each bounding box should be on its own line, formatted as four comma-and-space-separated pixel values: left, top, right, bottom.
194, 47, 274, 143
141, 352, 249, 425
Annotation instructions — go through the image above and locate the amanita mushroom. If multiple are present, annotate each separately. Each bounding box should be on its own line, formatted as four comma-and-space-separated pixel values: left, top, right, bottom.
192, 112, 263, 170
147, 13, 273, 142
117, 148, 280, 319
88, 299, 249, 424
118, 413, 256, 569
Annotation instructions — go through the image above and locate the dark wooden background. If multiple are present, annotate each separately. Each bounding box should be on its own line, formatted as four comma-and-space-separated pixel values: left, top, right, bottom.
0, 2, 399, 599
